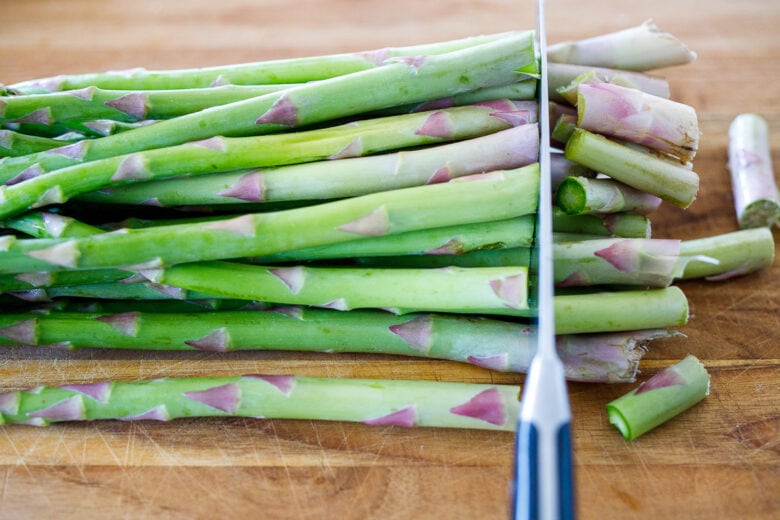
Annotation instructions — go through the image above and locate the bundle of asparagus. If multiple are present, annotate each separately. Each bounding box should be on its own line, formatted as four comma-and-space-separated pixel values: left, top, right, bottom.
0, 23, 773, 435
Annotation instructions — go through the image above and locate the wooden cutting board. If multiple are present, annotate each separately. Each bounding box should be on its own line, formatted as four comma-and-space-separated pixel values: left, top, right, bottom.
0, 0, 778, 518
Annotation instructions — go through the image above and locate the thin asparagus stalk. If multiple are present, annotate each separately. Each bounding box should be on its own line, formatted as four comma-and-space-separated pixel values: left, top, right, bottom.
0, 374, 520, 430
75, 119, 159, 137
0, 166, 539, 273
552, 207, 651, 238
150, 261, 532, 316
353, 247, 532, 269
398, 81, 537, 112
678, 227, 775, 280
564, 128, 700, 208
0, 130, 63, 157
0, 103, 531, 215
78, 122, 540, 207
606, 354, 710, 440
0, 85, 296, 125
0, 308, 673, 382
2, 211, 102, 238
8, 32, 516, 93
0, 269, 132, 294
8, 282, 219, 302
547, 62, 670, 103
0, 32, 538, 181
576, 83, 700, 163
547, 21, 697, 71
555, 176, 662, 215
727, 113, 780, 228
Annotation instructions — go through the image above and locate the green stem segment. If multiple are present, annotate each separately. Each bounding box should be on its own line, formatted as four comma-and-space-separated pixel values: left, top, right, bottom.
0, 374, 520, 430
606, 354, 710, 440
555, 176, 662, 215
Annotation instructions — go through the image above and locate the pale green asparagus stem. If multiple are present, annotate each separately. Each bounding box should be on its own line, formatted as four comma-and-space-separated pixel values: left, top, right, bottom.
0, 375, 520, 430
151, 261, 532, 316
555, 176, 662, 215
564, 128, 700, 208
552, 207, 652, 238
547, 62, 670, 104
0, 32, 537, 181
0, 104, 530, 215
78, 123, 540, 207
548, 21, 696, 71
576, 83, 700, 163
678, 227, 775, 280
0, 166, 539, 273
0, 130, 64, 157
8, 32, 516, 92
727, 113, 780, 228
0, 308, 672, 382
606, 354, 710, 440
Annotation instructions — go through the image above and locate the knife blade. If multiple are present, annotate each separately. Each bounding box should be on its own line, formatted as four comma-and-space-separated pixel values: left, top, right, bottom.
511, 1, 576, 518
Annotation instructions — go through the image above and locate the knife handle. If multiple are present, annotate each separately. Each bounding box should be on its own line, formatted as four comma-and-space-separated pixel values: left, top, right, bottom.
512, 419, 575, 520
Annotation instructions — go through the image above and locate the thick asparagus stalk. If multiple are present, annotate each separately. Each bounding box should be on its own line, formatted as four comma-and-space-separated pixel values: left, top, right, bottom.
78, 123, 540, 207
727, 113, 780, 228
0, 166, 539, 273
150, 261, 531, 316
547, 21, 697, 71
0, 130, 63, 157
556, 176, 662, 215
0, 374, 520, 430
606, 355, 710, 440
564, 128, 700, 208
547, 62, 670, 103
0, 104, 531, 215
0, 32, 537, 181
576, 83, 700, 163
0, 308, 672, 382
552, 207, 651, 238
7, 32, 515, 93
679, 227, 775, 280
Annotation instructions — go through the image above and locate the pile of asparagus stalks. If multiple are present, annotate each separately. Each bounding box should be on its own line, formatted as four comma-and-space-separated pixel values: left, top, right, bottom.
0, 23, 774, 436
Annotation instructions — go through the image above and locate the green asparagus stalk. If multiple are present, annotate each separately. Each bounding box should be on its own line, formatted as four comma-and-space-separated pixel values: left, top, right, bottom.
555, 176, 662, 215
547, 21, 697, 71
0, 85, 296, 125
727, 113, 780, 228
576, 83, 700, 163
2, 211, 102, 238
0, 166, 539, 273
0, 32, 538, 181
0, 374, 520, 430
353, 247, 532, 269
75, 119, 159, 137
678, 227, 775, 280
8, 281, 219, 302
78, 123, 540, 207
150, 261, 531, 316
547, 62, 670, 103
7, 32, 516, 93
0, 269, 133, 294
564, 128, 700, 208
0, 130, 64, 157
552, 207, 651, 238
551, 113, 578, 144
0, 308, 674, 382
606, 354, 710, 440
0, 103, 531, 215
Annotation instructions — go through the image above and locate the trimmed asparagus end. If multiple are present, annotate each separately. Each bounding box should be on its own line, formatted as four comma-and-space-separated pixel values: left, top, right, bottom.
606, 354, 710, 440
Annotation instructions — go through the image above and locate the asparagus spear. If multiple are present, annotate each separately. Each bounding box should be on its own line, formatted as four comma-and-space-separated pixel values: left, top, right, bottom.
7, 32, 515, 93
727, 113, 780, 228
2, 211, 102, 238
0, 374, 520, 430
0, 308, 672, 383
552, 207, 651, 238
0, 103, 532, 215
606, 354, 710, 440
0, 166, 540, 273
564, 128, 700, 208
547, 21, 697, 71
679, 227, 775, 280
576, 83, 700, 163
547, 62, 670, 103
0, 32, 538, 181
555, 176, 662, 215
78, 123, 540, 207
0, 130, 64, 157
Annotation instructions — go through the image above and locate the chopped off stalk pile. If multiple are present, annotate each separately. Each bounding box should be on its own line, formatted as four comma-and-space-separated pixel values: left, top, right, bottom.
0, 22, 774, 434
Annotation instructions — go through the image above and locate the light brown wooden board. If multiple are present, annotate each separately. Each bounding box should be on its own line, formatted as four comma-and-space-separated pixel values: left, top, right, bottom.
0, 0, 778, 518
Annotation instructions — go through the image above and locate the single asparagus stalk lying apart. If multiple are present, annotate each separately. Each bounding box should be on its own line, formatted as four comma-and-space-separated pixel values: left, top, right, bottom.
727, 113, 780, 228
0, 374, 520, 430
607, 354, 710, 440
0, 308, 675, 382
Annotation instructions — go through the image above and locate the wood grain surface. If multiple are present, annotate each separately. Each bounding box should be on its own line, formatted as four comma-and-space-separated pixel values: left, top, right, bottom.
0, 0, 778, 518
